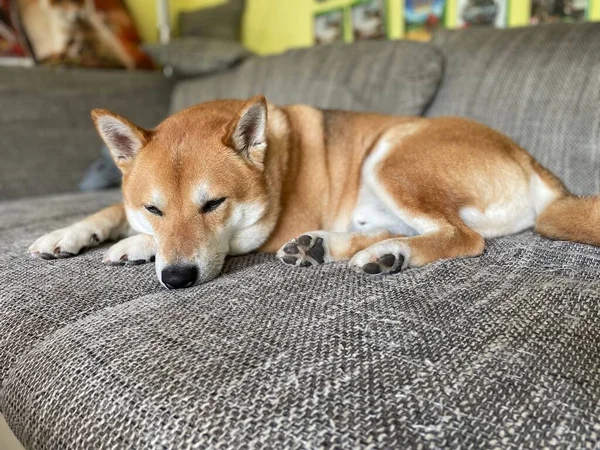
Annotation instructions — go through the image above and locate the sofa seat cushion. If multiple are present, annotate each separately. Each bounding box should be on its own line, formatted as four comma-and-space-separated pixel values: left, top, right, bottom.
0, 190, 166, 385
1, 190, 599, 448
428, 23, 600, 196
171, 40, 444, 116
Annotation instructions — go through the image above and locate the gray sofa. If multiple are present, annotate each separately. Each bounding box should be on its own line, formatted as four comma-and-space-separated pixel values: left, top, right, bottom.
1, 23, 600, 449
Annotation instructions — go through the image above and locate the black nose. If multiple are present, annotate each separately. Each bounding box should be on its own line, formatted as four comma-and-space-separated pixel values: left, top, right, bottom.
161, 265, 198, 289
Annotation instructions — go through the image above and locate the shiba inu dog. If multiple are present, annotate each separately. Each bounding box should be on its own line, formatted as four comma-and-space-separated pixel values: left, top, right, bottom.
29, 96, 600, 289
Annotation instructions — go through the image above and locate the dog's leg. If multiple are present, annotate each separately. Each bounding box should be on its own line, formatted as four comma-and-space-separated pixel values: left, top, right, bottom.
29, 204, 130, 259
103, 233, 157, 266
277, 229, 399, 268
349, 224, 485, 275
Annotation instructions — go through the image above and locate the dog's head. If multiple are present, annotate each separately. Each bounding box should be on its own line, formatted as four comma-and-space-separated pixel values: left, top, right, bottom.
92, 96, 275, 289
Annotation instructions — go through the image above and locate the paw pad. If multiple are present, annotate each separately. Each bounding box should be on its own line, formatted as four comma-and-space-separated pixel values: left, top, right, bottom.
278, 235, 327, 268
359, 253, 404, 276
105, 253, 154, 266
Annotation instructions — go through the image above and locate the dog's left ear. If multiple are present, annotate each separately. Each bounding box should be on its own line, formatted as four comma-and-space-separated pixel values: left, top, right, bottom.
225, 95, 267, 168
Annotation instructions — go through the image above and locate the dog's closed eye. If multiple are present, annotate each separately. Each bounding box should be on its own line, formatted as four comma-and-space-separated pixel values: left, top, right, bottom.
202, 197, 226, 214
144, 205, 163, 217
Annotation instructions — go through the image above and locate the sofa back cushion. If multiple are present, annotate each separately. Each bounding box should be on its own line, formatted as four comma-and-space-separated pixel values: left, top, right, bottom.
171, 40, 444, 117
0, 67, 172, 201
428, 23, 600, 195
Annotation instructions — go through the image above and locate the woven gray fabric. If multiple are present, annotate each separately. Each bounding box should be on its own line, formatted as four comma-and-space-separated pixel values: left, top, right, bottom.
0, 67, 172, 201
0, 189, 149, 383
170, 40, 443, 116
1, 191, 600, 449
428, 23, 600, 196
143, 37, 250, 78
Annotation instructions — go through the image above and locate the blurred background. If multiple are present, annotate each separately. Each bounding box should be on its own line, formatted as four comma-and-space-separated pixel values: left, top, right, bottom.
1, 0, 599, 68
0, 0, 599, 200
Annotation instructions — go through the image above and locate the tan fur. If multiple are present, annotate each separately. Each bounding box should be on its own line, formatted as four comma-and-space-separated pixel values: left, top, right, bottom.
536, 196, 600, 246
328, 230, 396, 260
29, 97, 600, 287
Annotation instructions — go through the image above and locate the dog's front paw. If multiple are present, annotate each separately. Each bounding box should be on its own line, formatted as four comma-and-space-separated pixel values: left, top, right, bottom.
277, 233, 329, 268
103, 234, 156, 266
349, 241, 407, 275
29, 226, 100, 260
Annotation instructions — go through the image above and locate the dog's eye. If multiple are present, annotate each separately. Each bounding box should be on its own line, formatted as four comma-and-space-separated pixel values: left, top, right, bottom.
202, 197, 226, 214
144, 205, 163, 217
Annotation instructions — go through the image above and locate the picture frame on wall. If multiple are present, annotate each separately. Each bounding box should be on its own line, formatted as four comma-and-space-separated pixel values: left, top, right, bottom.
352, 0, 387, 41
530, 0, 589, 24
456, 0, 507, 28
404, 0, 446, 41
314, 8, 344, 45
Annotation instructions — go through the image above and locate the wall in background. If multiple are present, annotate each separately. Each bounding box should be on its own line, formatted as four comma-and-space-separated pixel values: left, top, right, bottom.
244, 0, 600, 55
126, 0, 600, 52
125, 0, 226, 43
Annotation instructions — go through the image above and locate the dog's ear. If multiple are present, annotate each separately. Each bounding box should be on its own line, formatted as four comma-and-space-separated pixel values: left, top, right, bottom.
91, 109, 149, 171
225, 95, 267, 168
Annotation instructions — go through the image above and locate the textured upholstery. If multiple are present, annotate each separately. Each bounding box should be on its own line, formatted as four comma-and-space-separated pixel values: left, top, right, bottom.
428, 22, 600, 195
171, 40, 444, 116
1, 190, 600, 449
143, 37, 250, 78
2, 23, 600, 450
0, 67, 172, 201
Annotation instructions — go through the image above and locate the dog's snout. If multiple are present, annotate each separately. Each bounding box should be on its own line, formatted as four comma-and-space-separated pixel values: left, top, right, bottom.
161, 265, 198, 289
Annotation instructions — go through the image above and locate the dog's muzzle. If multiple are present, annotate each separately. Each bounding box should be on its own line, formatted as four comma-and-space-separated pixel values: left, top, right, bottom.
161, 265, 198, 289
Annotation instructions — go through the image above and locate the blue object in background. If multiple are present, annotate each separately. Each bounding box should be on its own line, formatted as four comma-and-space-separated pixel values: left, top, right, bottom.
405, 0, 445, 24
79, 146, 122, 192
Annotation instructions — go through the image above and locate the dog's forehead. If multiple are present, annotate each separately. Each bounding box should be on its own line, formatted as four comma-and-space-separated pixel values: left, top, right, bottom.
157, 100, 246, 136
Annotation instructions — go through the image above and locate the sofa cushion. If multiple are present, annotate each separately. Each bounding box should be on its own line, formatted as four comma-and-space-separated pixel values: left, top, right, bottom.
0, 67, 172, 201
1, 189, 600, 448
171, 40, 444, 116
428, 23, 600, 196
0, 189, 165, 384
143, 37, 250, 78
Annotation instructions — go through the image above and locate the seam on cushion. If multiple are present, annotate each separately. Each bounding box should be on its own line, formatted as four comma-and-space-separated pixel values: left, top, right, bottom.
419, 45, 446, 117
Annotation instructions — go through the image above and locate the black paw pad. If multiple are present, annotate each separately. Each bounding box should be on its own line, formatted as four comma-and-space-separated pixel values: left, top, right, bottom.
307, 237, 325, 264
40, 253, 57, 260
297, 235, 312, 246
362, 262, 382, 274
283, 243, 299, 254
282, 255, 298, 265
129, 259, 147, 265
379, 254, 396, 267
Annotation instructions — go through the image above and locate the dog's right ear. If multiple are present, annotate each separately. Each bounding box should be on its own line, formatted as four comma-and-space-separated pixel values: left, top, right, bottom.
91, 109, 150, 171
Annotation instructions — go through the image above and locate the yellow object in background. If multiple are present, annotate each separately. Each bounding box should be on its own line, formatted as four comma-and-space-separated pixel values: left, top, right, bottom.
126, 0, 600, 52
243, 0, 315, 55
592, 0, 600, 19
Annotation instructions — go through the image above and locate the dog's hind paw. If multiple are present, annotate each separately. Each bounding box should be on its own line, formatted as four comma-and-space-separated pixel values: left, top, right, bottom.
103, 234, 156, 266
276, 233, 329, 268
29, 226, 100, 260
349, 241, 408, 275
